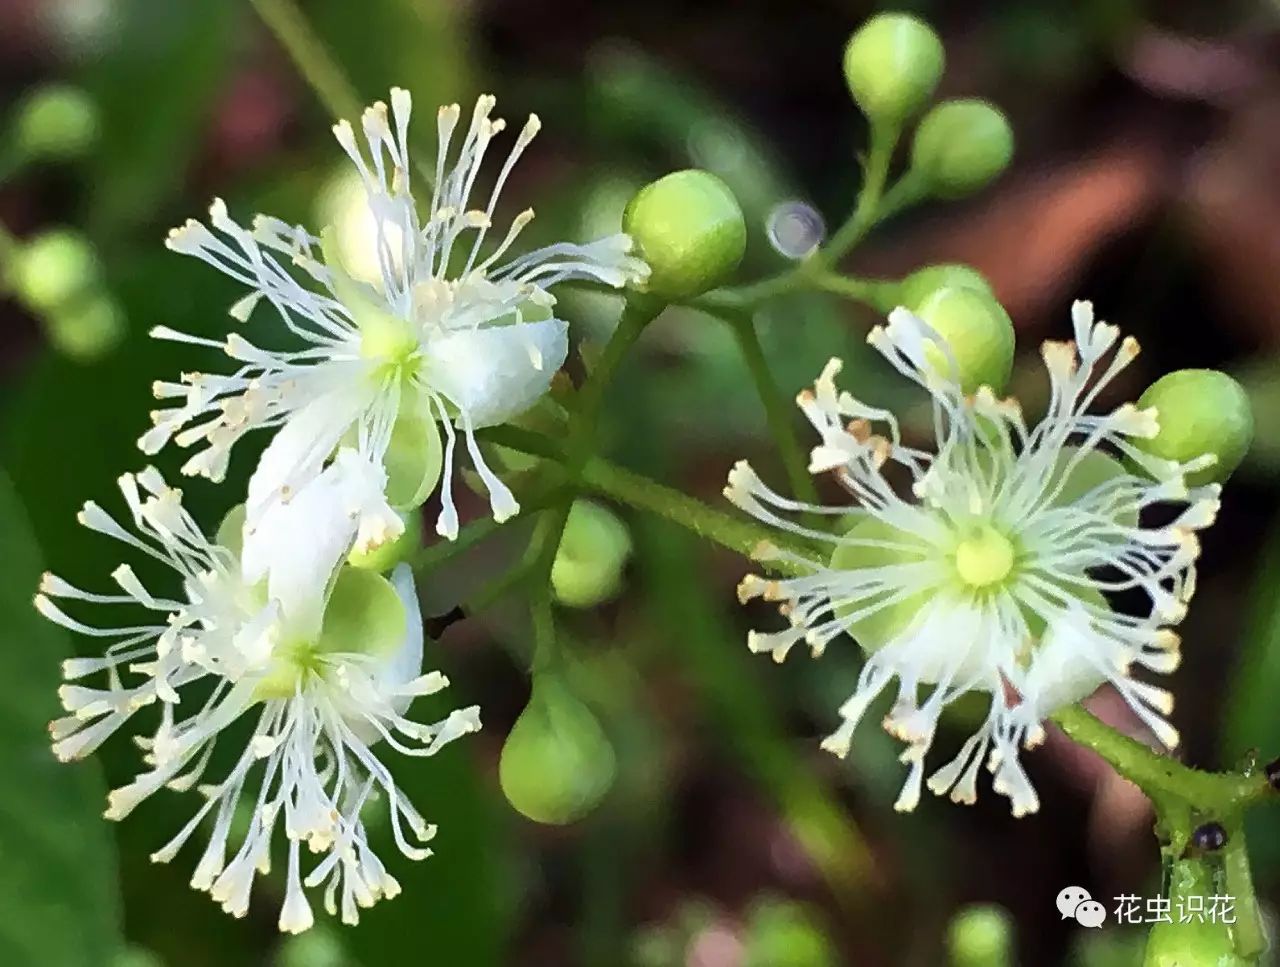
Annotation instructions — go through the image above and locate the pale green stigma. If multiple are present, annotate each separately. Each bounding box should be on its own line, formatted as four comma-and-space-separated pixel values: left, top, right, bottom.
953, 525, 1014, 588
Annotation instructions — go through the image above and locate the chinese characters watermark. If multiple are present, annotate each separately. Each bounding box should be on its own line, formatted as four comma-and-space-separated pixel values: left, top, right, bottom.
1057, 886, 1235, 930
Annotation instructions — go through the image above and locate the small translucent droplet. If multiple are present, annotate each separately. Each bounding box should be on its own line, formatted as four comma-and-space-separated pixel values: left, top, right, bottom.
766, 201, 825, 259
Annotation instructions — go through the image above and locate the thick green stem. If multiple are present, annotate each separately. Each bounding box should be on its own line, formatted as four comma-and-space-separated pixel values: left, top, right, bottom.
1052, 706, 1269, 812
1222, 825, 1266, 959
722, 308, 818, 506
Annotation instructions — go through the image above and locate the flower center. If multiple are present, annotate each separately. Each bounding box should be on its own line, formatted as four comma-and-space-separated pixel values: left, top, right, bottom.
954, 525, 1015, 588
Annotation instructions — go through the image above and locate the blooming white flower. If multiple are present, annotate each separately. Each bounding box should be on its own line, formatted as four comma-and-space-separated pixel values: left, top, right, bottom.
725, 302, 1220, 816
36, 466, 480, 932
143, 89, 648, 549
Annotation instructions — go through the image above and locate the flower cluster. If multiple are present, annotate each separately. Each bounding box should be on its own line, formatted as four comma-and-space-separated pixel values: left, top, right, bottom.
38, 90, 646, 931
727, 302, 1221, 816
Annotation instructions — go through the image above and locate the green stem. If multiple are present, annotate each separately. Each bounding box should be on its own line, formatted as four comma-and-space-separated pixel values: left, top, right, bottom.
1052, 706, 1269, 812
249, 0, 442, 188
565, 295, 664, 475
808, 270, 897, 312
820, 119, 897, 266
477, 424, 817, 570
722, 308, 818, 506
249, 0, 364, 124
1222, 825, 1266, 959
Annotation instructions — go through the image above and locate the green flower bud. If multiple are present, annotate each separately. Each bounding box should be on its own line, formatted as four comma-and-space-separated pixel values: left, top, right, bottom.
277, 928, 353, 967
499, 673, 617, 825
910, 99, 1014, 197
899, 263, 994, 312
623, 170, 746, 299
14, 229, 100, 313
45, 293, 125, 361
348, 510, 422, 572
744, 899, 838, 967
915, 285, 1015, 394
110, 949, 165, 967
12, 84, 98, 161
843, 14, 945, 125
1142, 856, 1250, 967
1135, 369, 1253, 486
947, 904, 1014, 967
551, 500, 632, 609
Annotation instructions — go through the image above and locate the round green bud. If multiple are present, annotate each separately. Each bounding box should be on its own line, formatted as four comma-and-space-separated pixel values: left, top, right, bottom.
1135, 369, 1252, 486
499, 673, 617, 825
14, 229, 100, 313
946, 904, 1014, 967
348, 510, 422, 572
915, 285, 1015, 394
744, 899, 838, 967
109, 949, 165, 967
843, 13, 945, 125
13, 84, 99, 161
551, 500, 632, 609
910, 99, 1014, 197
622, 170, 746, 299
45, 293, 125, 361
899, 263, 994, 312
276, 928, 351, 967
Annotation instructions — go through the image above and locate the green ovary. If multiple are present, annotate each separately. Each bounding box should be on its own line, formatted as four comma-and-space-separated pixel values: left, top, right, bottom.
953, 525, 1015, 588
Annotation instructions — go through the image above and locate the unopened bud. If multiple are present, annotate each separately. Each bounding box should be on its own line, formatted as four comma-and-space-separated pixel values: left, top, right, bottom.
899, 263, 994, 312
910, 99, 1014, 197
499, 673, 617, 825
551, 500, 632, 609
1136, 369, 1253, 485
14, 229, 100, 313
843, 13, 945, 125
45, 293, 125, 362
915, 285, 1015, 394
743, 899, 837, 967
623, 170, 746, 299
12, 84, 98, 162
946, 904, 1014, 967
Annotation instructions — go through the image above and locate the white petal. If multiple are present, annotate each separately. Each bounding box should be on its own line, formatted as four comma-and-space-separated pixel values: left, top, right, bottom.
422, 318, 567, 428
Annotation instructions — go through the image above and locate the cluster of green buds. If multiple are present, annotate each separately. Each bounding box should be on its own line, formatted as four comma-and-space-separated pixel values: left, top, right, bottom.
844, 13, 1013, 199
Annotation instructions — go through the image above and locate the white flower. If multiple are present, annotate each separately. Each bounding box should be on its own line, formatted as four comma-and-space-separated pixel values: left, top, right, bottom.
143, 89, 648, 544
725, 301, 1220, 817
36, 467, 481, 932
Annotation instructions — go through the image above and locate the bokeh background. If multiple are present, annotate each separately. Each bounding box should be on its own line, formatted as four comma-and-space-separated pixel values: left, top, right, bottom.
2, 1, 1280, 965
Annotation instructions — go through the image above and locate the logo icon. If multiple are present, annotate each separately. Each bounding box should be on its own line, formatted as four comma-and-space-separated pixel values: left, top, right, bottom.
1057, 886, 1105, 929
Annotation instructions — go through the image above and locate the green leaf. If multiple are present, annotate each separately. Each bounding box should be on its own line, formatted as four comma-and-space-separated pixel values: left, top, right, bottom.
0, 468, 122, 966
